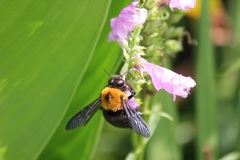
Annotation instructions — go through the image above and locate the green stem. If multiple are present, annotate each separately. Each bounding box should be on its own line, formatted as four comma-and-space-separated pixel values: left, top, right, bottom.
127, 92, 161, 160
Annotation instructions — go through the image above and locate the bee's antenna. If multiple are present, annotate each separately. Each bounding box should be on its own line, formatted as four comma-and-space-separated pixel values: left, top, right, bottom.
104, 69, 112, 77
104, 69, 129, 79
120, 71, 129, 80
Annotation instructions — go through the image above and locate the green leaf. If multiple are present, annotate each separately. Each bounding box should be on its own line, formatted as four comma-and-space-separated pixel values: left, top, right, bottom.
230, 0, 240, 153
219, 152, 240, 160
0, 0, 111, 160
196, 0, 218, 159
218, 59, 240, 76
39, 1, 133, 160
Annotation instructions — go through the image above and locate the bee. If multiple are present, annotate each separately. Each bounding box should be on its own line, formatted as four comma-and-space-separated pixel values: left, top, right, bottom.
66, 75, 150, 138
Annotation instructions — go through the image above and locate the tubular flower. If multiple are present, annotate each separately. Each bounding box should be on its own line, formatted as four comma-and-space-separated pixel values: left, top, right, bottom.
169, 0, 196, 11
108, 2, 147, 45
137, 55, 196, 101
128, 97, 139, 110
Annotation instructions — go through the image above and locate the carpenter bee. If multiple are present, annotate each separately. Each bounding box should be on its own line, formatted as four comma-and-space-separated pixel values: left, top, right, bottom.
66, 75, 150, 138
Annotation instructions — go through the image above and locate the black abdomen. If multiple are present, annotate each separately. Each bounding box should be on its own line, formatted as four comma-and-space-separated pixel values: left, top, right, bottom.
102, 110, 130, 128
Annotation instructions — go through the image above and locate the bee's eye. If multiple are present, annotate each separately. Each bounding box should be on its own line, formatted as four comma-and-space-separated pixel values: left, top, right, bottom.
116, 79, 124, 87
108, 78, 115, 85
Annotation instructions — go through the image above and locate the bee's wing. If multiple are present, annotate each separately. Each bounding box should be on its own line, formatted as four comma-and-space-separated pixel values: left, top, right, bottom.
66, 98, 101, 130
122, 100, 150, 138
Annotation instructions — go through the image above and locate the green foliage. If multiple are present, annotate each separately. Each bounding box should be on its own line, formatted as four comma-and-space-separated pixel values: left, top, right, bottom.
1, 0, 240, 160
0, 0, 114, 159
146, 90, 181, 160
196, 0, 218, 159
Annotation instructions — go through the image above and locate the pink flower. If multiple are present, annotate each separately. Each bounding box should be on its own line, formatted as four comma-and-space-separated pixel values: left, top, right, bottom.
169, 0, 196, 11
137, 55, 196, 101
128, 97, 139, 110
108, 2, 147, 45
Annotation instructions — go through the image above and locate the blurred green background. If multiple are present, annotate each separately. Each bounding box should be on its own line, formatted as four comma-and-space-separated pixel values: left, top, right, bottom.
0, 0, 240, 160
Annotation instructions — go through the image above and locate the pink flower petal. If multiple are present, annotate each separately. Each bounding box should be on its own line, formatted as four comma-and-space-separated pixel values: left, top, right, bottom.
108, 17, 129, 42
169, 0, 196, 11
137, 55, 196, 101
108, 2, 147, 45
128, 97, 139, 110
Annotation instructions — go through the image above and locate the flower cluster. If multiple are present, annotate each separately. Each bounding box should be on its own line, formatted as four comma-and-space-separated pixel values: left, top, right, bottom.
108, 2, 147, 46
108, 1, 196, 105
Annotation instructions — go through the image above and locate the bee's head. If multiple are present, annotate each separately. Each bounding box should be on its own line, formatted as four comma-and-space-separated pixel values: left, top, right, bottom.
108, 76, 125, 88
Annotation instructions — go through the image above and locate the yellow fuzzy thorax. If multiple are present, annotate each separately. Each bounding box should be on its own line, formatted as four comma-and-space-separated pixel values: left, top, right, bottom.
101, 87, 128, 112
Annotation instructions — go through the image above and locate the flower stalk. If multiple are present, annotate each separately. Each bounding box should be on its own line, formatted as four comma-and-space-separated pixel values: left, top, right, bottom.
107, 0, 197, 159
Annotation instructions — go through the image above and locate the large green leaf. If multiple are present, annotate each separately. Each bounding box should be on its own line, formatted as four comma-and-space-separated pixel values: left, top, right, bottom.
39, 1, 131, 160
196, 0, 218, 159
0, 0, 110, 160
